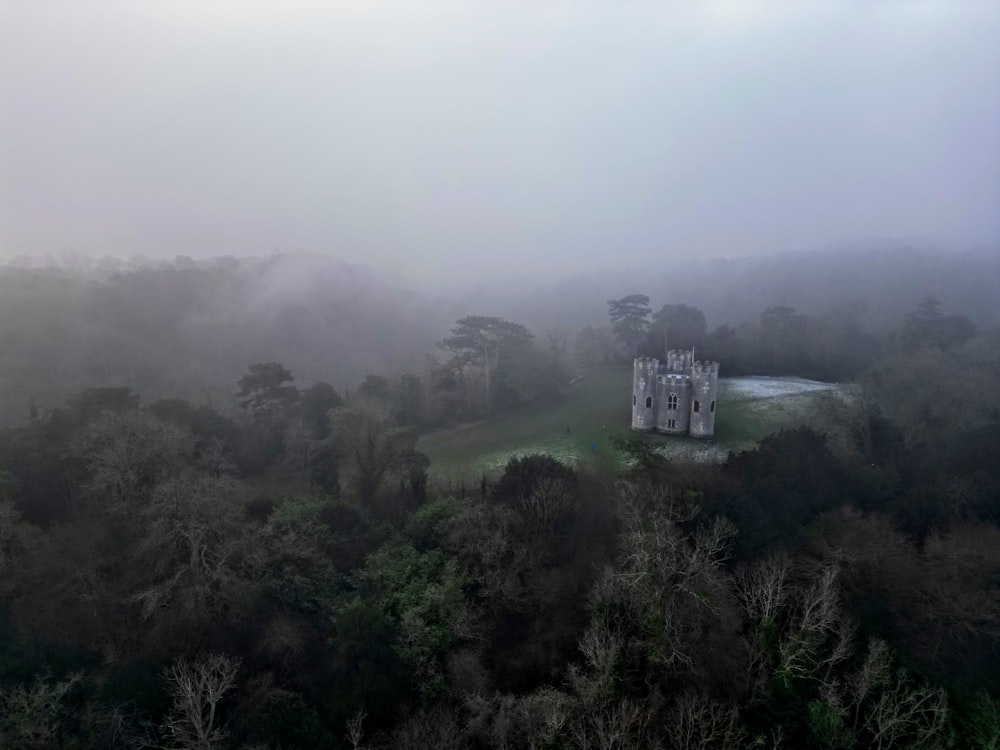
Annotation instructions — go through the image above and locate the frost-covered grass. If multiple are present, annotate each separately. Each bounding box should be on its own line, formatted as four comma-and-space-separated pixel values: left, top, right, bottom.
419, 368, 844, 483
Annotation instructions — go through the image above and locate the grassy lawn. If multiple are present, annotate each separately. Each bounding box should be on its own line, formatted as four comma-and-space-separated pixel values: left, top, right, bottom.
418, 367, 843, 483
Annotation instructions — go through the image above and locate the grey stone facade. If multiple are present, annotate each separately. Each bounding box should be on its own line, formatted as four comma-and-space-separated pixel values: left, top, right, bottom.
631, 351, 720, 438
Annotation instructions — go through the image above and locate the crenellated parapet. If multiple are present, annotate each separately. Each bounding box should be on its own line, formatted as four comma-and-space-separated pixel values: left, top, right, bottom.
665, 349, 693, 373
691, 361, 720, 377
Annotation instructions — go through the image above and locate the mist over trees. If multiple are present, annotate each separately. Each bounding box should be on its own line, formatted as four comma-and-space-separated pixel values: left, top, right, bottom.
1, 246, 999, 747
1, 245, 996, 428
1, 313, 999, 746
3, 0, 999, 741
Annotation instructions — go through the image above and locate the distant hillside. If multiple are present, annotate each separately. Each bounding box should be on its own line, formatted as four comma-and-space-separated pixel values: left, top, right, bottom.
460, 245, 1000, 333
0, 253, 450, 425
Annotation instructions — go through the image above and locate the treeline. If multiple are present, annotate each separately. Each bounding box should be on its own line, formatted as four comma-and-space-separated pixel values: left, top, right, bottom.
1, 297, 1000, 747
4, 247, 997, 429
575, 293, 979, 382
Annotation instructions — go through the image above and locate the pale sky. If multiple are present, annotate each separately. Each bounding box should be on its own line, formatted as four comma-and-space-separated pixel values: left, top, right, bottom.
1, 1, 998, 283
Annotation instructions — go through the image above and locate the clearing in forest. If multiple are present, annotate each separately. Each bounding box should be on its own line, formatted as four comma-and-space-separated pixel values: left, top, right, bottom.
418, 367, 843, 483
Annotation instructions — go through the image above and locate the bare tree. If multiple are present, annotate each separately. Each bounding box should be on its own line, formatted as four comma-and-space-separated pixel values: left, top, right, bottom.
662, 692, 745, 750
161, 653, 240, 750
964, 691, 1000, 750
346, 707, 368, 750
588, 485, 737, 676
567, 698, 651, 750
0, 672, 82, 750
864, 669, 950, 750
130, 472, 264, 623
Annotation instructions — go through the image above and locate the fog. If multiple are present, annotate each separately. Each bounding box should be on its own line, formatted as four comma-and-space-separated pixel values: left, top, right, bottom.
6, 7, 1000, 741
2, 1, 998, 287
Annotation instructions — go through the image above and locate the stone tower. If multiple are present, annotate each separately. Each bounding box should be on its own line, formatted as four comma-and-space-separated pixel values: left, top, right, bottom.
655, 372, 692, 434
631, 357, 658, 431
688, 361, 720, 438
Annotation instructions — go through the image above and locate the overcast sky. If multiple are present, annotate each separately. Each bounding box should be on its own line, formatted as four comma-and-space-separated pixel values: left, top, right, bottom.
1, 1, 998, 283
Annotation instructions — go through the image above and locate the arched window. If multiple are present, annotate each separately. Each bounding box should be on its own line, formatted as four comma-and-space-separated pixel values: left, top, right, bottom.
667, 418, 676, 429
710, 400, 716, 413
633, 394, 637, 406
668, 393, 678, 410
693, 400, 700, 413
645, 396, 652, 409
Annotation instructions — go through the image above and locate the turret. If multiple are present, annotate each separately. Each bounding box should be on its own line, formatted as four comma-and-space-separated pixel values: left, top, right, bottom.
665, 349, 693, 374
631, 357, 659, 431
688, 361, 720, 438
655, 373, 692, 434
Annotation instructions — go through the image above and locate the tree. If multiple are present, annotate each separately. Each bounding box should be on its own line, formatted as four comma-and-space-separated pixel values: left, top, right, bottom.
72, 410, 194, 510
392, 373, 425, 427
439, 316, 533, 412
161, 653, 241, 750
898, 297, 977, 352
358, 374, 390, 402
0, 672, 83, 750
329, 406, 419, 504
607, 295, 651, 358
131, 471, 265, 624
297, 381, 344, 439
358, 538, 470, 701
65, 387, 140, 423
574, 326, 616, 367
236, 362, 299, 422
587, 484, 742, 694
760, 306, 812, 374
647, 303, 707, 356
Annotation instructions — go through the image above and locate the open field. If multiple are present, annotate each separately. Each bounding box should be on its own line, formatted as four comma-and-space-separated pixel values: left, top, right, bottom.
418, 367, 846, 483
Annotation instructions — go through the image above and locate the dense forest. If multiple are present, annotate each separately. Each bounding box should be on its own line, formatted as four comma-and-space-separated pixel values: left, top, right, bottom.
1, 250, 999, 748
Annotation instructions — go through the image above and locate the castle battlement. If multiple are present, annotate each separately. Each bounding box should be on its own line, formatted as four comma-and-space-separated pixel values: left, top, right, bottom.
631, 350, 719, 438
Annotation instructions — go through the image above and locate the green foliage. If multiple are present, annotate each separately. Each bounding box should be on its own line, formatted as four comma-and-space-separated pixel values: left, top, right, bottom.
610, 434, 672, 483
404, 496, 460, 548
266, 495, 344, 614
358, 538, 469, 701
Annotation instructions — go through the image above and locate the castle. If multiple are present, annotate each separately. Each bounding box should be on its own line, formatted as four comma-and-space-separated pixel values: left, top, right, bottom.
631, 350, 720, 438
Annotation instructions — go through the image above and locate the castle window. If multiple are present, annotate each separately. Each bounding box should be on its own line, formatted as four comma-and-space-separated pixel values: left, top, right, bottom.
710, 400, 716, 413
645, 396, 652, 409
693, 400, 700, 413
668, 418, 676, 429
668, 393, 678, 410
633, 395, 636, 406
